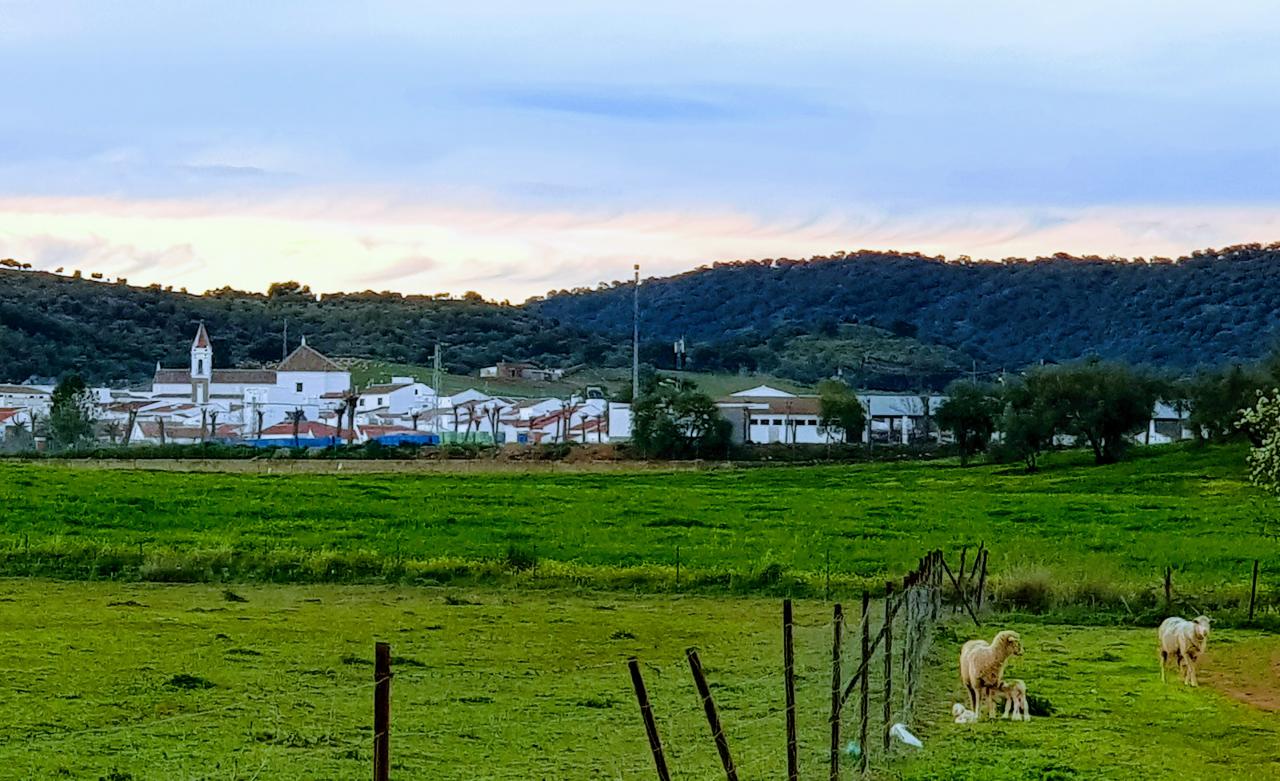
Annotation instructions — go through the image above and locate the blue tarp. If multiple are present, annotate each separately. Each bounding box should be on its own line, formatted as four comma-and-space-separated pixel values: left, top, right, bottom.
372, 433, 439, 446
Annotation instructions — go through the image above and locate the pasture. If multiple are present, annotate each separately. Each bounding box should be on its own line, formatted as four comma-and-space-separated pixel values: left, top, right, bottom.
0, 445, 1276, 616
2, 580, 1277, 780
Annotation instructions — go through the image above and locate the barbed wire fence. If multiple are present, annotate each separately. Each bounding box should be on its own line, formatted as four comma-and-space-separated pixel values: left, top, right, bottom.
626, 547, 987, 780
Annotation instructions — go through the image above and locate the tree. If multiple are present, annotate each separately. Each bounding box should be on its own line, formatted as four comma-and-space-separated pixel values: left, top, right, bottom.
999, 378, 1058, 472
631, 384, 731, 459
936, 381, 999, 465
1029, 360, 1159, 465
286, 408, 305, 447
1181, 366, 1264, 443
1241, 392, 1280, 506
48, 374, 97, 451
817, 379, 866, 444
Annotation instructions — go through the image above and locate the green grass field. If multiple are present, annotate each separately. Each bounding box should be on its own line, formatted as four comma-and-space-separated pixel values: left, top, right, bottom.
3, 580, 1276, 780
1, 445, 1276, 616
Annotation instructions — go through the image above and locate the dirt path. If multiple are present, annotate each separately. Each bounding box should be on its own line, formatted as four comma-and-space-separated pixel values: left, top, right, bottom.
1201, 638, 1280, 712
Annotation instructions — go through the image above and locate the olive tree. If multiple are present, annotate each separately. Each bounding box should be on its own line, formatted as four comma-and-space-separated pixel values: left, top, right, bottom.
936, 381, 999, 466
817, 379, 867, 444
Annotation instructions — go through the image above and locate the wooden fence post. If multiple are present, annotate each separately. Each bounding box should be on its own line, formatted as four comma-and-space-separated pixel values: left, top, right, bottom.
975, 549, 989, 614
783, 600, 798, 781
859, 590, 870, 775
373, 641, 392, 781
1164, 566, 1173, 610
1249, 559, 1260, 623
628, 658, 672, 781
830, 603, 843, 781
687, 648, 738, 781
825, 547, 832, 601
882, 583, 894, 753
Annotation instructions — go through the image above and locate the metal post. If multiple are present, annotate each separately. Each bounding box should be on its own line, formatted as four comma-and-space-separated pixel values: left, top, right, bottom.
633, 264, 641, 402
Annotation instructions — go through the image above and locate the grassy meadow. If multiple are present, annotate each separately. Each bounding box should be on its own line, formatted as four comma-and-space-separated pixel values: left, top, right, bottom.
3, 580, 1277, 780
1, 445, 1277, 616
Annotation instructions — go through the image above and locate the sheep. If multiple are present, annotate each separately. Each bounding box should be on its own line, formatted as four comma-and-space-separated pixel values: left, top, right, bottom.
959, 630, 1024, 718
1158, 615, 1211, 686
994, 678, 1030, 721
951, 702, 979, 724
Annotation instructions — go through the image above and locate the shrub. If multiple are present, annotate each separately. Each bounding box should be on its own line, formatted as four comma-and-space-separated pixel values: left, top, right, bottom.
504, 544, 539, 572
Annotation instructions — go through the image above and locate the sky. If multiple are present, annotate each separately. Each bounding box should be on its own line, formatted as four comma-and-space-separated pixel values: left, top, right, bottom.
2, 1, 1279, 300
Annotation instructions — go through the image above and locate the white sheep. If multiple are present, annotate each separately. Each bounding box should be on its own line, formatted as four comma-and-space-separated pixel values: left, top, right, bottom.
994, 678, 1030, 721
1158, 615, 1211, 686
951, 702, 979, 724
959, 630, 1024, 718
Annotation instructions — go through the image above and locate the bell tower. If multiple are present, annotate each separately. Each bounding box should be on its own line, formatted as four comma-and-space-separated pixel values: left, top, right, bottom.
191, 322, 212, 404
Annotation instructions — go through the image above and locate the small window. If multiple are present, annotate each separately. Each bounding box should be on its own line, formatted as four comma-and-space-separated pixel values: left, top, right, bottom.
359, 398, 366, 407
773, 418, 783, 426
295, 382, 303, 393
196, 359, 204, 374
377, 397, 384, 406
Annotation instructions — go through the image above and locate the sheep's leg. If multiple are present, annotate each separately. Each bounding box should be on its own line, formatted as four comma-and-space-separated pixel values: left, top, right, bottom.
1002, 695, 1012, 719
966, 683, 979, 713
1159, 649, 1167, 682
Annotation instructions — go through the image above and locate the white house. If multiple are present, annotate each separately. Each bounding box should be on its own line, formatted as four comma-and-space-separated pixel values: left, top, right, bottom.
355, 377, 437, 418
0, 384, 51, 416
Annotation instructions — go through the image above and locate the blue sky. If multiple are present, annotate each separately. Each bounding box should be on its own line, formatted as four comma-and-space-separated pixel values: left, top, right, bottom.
2, 1, 1279, 298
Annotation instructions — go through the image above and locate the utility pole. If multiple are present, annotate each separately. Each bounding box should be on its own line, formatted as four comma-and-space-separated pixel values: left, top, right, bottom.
433, 343, 443, 435
632, 264, 640, 402
282, 319, 288, 361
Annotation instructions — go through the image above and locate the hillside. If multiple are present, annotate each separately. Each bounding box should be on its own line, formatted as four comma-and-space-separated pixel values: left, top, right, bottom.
533, 243, 1280, 371
0, 271, 621, 385
7, 243, 1280, 388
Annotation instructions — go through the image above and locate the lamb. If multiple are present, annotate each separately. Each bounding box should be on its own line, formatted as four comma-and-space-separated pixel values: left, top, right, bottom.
959, 630, 1024, 718
1158, 615, 1211, 686
951, 702, 979, 724
994, 678, 1030, 721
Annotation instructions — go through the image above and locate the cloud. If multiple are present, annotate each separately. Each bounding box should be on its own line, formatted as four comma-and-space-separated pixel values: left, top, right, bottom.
1, 194, 1279, 303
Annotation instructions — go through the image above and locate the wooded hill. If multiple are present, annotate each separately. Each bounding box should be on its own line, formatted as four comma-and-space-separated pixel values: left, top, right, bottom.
3, 242, 1279, 388
0, 273, 622, 385
534, 243, 1280, 375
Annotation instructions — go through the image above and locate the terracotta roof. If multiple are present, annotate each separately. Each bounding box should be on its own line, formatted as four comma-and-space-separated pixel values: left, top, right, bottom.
259, 420, 343, 438
0, 385, 50, 395
0, 408, 26, 424
154, 369, 277, 385
192, 322, 211, 349
277, 343, 341, 372
135, 421, 206, 439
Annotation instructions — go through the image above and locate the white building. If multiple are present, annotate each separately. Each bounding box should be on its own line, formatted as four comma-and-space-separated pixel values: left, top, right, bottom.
149, 324, 352, 439
715, 385, 945, 445
355, 377, 437, 419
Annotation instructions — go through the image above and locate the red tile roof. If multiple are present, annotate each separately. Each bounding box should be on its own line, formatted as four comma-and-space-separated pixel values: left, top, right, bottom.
259, 420, 343, 438
277, 343, 341, 372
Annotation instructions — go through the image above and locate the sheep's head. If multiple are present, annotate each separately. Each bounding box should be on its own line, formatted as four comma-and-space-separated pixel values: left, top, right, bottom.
952, 703, 967, 718
1193, 615, 1211, 640
994, 630, 1024, 657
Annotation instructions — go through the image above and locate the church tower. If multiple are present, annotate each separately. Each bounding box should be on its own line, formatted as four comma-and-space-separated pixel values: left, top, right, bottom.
191, 322, 212, 404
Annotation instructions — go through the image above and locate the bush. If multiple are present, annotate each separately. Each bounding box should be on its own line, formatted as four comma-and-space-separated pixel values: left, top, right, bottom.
504, 545, 539, 572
